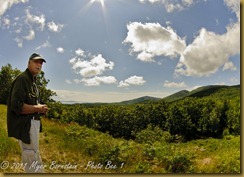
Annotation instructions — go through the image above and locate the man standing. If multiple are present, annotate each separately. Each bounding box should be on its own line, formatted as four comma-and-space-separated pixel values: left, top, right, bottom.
7, 53, 49, 173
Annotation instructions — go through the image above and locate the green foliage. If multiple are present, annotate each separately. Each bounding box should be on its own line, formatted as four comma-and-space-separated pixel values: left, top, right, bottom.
40, 84, 240, 173
0, 64, 21, 104
165, 154, 192, 173
0, 105, 20, 162
225, 97, 240, 135
163, 85, 239, 102
36, 71, 56, 103
0, 64, 56, 105
46, 101, 63, 119
0, 104, 240, 173
134, 162, 152, 173
46, 89, 240, 141
134, 124, 172, 144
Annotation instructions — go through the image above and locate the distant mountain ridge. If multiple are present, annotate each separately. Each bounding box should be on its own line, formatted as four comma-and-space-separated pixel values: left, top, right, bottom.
64, 84, 240, 105
161, 90, 189, 102
118, 96, 161, 105
162, 84, 240, 102
118, 84, 240, 104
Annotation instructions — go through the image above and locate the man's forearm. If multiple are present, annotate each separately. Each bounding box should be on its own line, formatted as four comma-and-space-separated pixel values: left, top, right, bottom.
20, 103, 49, 115
20, 103, 39, 114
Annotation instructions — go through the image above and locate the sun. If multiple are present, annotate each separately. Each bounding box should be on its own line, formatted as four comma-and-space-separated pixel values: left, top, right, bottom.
90, 0, 105, 8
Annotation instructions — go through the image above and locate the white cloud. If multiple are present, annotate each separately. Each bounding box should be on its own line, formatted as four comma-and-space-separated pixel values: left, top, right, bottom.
23, 29, 35, 40
81, 76, 117, 86
175, 21, 240, 77
224, 0, 240, 20
0, 0, 29, 17
1, 6, 64, 47
70, 53, 114, 78
1, 17, 11, 28
65, 79, 72, 84
222, 61, 237, 71
135, 0, 239, 78
163, 80, 187, 88
57, 47, 64, 53
75, 48, 85, 57
47, 21, 63, 32
14, 37, 23, 47
36, 40, 51, 50
118, 75, 146, 87
174, 0, 240, 77
215, 82, 226, 85
68, 49, 117, 87
25, 9, 45, 31
123, 22, 186, 62
138, 0, 195, 13
118, 81, 130, 88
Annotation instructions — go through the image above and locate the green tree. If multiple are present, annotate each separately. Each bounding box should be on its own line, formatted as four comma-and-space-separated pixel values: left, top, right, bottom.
0, 64, 21, 104
36, 71, 56, 103
225, 97, 240, 135
0, 64, 56, 105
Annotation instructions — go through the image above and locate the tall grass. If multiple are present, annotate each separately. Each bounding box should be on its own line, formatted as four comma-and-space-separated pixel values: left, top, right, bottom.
0, 105, 22, 173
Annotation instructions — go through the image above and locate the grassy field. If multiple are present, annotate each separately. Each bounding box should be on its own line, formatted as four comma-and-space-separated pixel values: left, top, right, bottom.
0, 104, 240, 174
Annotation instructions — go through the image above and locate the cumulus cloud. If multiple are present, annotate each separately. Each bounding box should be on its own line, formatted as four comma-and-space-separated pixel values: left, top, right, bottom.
163, 80, 187, 88
138, 0, 195, 13
67, 76, 117, 86
57, 47, 64, 53
70, 53, 114, 78
69, 49, 117, 86
81, 76, 117, 86
8, 9, 47, 47
118, 75, 146, 87
125, 1, 239, 78
75, 48, 85, 57
123, 22, 186, 62
36, 40, 51, 50
23, 29, 35, 40
174, 0, 240, 77
224, 0, 240, 20
0, 0, 29, 17
1, 6, 64, 47
222, 61, 237, 71
47, 21, 63, 32
175, 22, 239, 76
24, 9, 64, 33
25, 9, 45, 31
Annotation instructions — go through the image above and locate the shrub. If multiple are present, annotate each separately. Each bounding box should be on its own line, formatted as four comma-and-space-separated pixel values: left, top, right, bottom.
165, 154, 192, 173
134, 125, 172, 144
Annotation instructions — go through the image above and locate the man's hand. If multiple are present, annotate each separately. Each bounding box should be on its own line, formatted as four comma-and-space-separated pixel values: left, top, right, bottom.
36, 104, 49, 114
21, 103, 49, 115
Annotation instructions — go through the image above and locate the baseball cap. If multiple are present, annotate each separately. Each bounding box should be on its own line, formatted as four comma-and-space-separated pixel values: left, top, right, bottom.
29, 53, 46, 63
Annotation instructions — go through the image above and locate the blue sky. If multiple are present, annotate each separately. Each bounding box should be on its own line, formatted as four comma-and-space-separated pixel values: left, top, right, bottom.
0, 0, 240, 103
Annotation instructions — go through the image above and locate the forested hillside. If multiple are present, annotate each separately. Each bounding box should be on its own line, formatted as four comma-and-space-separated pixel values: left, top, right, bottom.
46, 85, 240, 141
162, 85, 240, 102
